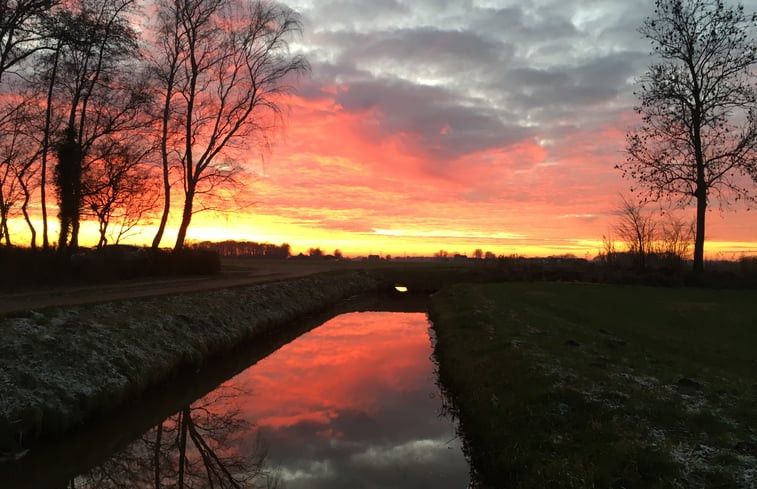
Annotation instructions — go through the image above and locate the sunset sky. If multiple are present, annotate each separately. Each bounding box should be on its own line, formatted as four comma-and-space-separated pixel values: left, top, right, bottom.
15, 0, 757, 258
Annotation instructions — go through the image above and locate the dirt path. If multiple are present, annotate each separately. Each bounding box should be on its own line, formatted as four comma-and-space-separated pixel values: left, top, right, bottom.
0, 262, 337, 314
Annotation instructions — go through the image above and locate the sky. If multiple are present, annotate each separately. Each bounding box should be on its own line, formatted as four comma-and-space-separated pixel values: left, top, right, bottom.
212, 0, 757, 258
14, 0, 757, 258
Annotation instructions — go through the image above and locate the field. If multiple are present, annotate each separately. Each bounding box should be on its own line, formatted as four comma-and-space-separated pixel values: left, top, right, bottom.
4, 257, 756, 487
0, 257, 501, 314
429, 282, 757, 488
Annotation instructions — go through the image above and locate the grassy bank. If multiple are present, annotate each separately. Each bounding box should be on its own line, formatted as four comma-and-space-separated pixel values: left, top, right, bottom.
0, 260, 504, 452
429, 282, 757, 488
0, 271, 382, 452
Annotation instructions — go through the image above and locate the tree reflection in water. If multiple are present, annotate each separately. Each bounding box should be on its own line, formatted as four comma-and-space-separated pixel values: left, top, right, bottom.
68, 386, 280, 489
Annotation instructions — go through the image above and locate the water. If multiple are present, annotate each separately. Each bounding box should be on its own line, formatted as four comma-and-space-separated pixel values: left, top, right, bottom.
68, 311, 469, 488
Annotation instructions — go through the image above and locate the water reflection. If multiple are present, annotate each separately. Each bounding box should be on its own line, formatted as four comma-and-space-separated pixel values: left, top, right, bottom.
71, 312, 468, 488
228, 312, 468, 489
71, 385, 280, 488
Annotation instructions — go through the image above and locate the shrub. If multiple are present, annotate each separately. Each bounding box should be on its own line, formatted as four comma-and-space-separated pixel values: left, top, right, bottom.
0, 245, 221, 289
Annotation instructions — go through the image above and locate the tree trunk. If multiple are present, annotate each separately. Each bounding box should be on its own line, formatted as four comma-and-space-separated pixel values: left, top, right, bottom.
97, 227, 107, 248
693, 186, 706, 274
41, 168, 48, 249
174, 187, 194, 251
152, 65, 176, 250
0, 209, 10, 246
41, 43, 61, 251
177, 408, 189, 489
0, 186, 7, 245
21, 194, 36, 250
57, 214, 69, 254
70, 216, 80, 251
151, 173, 171, 249
692, 109, 706, 275
154, 422, 163, 489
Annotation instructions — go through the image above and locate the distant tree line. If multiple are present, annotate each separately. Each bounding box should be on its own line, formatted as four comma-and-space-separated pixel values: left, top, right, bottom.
297, 247, 343, 259
190, 240, 291, 259
0, 0, 308, 255
435, 249, 498, 261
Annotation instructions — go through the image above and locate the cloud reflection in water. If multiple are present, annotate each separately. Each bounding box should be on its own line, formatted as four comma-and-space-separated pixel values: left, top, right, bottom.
226, 312, 469, 489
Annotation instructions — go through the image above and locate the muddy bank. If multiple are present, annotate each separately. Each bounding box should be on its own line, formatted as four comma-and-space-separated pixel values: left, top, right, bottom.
0, 271, 382, 452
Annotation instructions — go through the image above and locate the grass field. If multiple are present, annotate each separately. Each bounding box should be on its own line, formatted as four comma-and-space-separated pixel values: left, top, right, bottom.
429, 282, 757, 488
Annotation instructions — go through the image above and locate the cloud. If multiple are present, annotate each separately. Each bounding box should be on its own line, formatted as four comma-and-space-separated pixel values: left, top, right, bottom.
332, 77, 532, 159
237, 0, 757, 255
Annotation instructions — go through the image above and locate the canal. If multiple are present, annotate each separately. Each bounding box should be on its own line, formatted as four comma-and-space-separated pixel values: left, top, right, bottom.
3, 305, 470, 488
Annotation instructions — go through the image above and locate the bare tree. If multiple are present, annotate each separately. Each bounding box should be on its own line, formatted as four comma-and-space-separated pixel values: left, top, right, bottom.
0, 150, 16, 245
0, 97, 44, 248
0, 0, 57, 84
613, 195, 658, 269
598, 234, 619, 265
83, 138, 157, 247
44, 0, 151, 253
31, 26, 66, 250
148, 0, 186, 249
658, 213, 695, 259
0, 0, 59, 247
150, 0, 308, 251
604, 196, 695, 269
620, 0, 757, 274
13, 136, 42, 249
54, 125, 82, 253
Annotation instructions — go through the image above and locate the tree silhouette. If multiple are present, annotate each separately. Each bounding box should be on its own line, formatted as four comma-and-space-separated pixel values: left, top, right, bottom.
44, 0, 150, 253
149, 0, 309, 251
54, 125, 82, 253
83, 139, 157, 247
0, 0, 58, 247
613, 195, 658, 270
619, 0, 757, 273
71, 388, 280, 489
0, 0, 57, 84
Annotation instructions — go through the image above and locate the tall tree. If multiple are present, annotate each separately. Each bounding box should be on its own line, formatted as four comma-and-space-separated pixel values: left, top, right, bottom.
53, 125, 81, 252
46, 0, 149, 252
149, 0, 186, 249
0, 97, 44, 248
33, 31, 65, 249
1, 0, 60, 247
620, 0, 757, 273
151, 0, 308, 251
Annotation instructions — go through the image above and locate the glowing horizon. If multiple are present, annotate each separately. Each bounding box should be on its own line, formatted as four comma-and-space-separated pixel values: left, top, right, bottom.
9, 213, 755, 260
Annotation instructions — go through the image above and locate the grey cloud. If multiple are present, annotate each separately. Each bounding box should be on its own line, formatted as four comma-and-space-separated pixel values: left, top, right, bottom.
349, 27, 508, 67
290, 0, 681, 178
297, 0, 410, 32
334, 77, 533, 159
509, 66, 569, 88
314, 27, 515, 84
473, 5, 579, 44
501, 51, 645, 120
